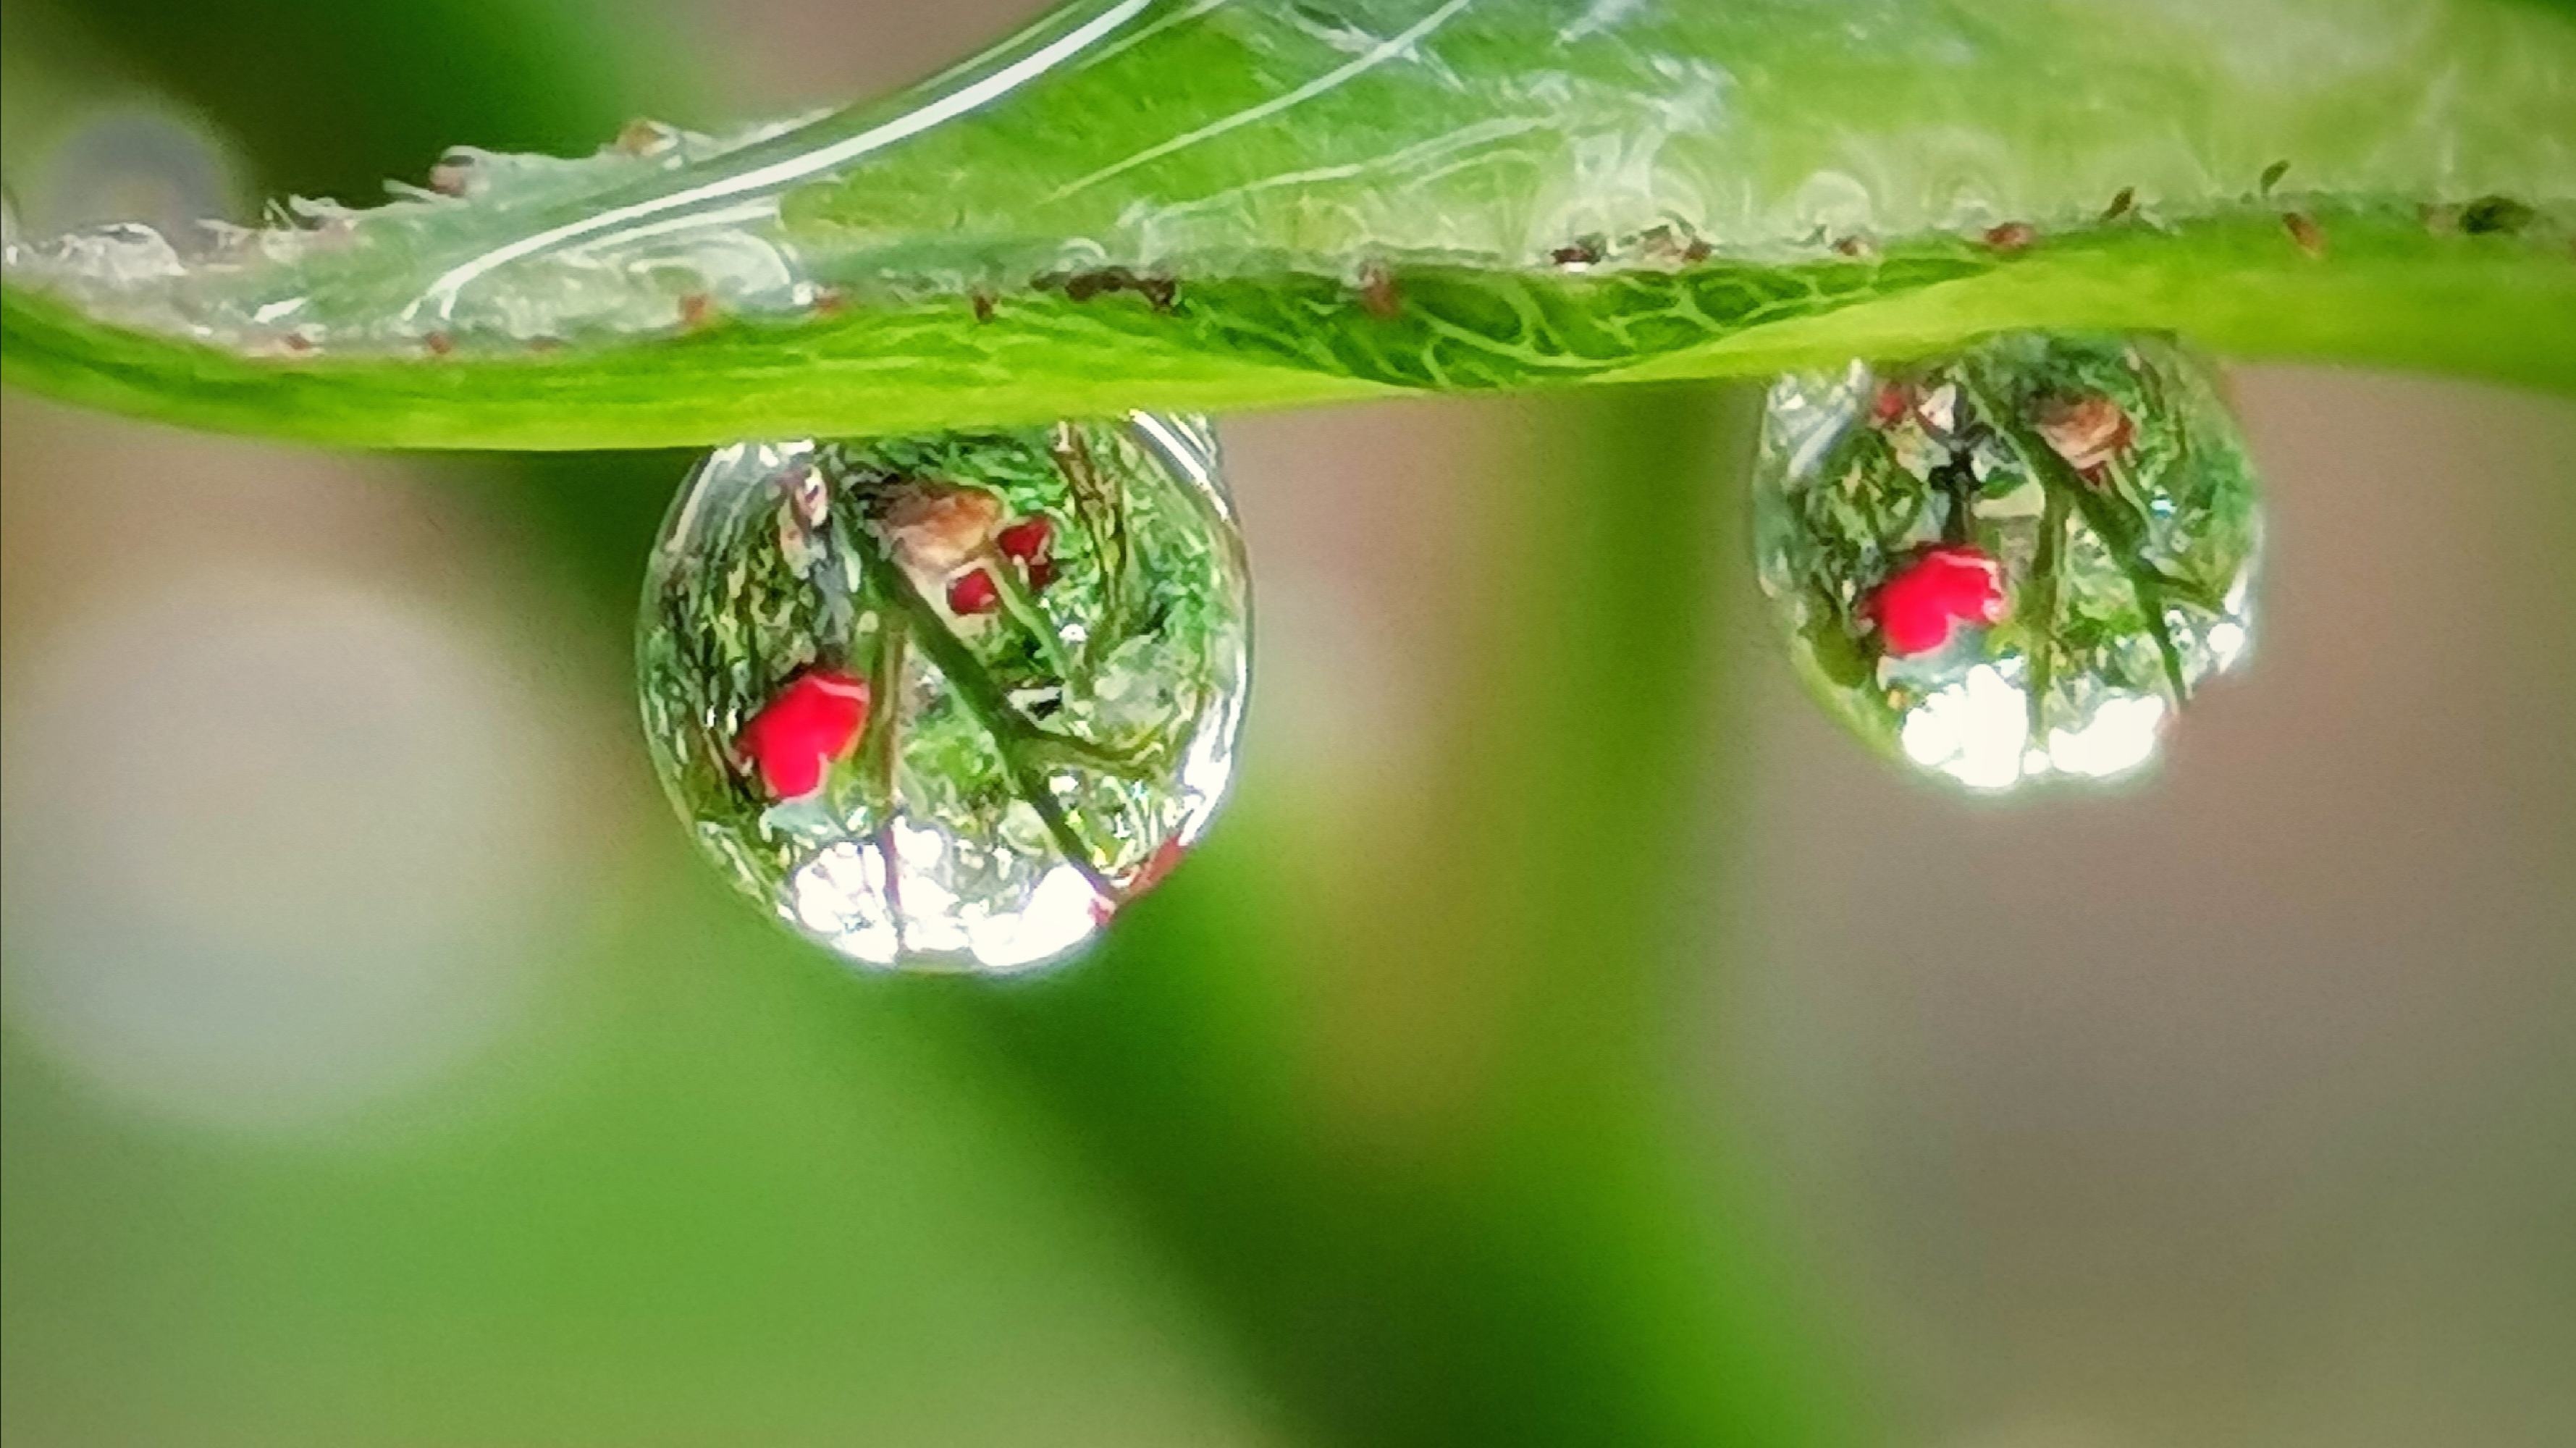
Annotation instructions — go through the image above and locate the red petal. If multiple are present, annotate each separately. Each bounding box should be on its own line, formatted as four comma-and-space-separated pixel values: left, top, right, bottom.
739, 668, 870, 799
946, 568, 1001, 615
996, 515, 1054, 565
1864, 547, 2006, 657
1132, 838, 1186, 896
1093, 840, 1188, 927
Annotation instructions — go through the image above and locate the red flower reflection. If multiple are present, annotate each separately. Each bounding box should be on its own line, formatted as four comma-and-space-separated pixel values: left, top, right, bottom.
996, 515, 1053, 567
738, 668, 871, 799
946, 569, 1001, 615
946, 513, 1061, 615
1863, 547, 2008, 656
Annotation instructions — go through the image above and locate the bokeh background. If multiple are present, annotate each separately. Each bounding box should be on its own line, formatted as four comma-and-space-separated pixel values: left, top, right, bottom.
4, 2, 2572, 1444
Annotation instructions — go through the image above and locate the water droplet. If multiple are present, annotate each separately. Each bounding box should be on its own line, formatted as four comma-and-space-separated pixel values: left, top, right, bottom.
638, 414, 1250, 972
1751, 332, 2261, 791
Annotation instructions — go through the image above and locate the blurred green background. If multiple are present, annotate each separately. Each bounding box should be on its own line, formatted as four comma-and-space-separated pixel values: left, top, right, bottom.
4, 2, 2572, 1444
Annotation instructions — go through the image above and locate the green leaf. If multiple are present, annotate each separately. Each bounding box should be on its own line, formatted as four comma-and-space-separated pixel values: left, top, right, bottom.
7, 0, 2575, 448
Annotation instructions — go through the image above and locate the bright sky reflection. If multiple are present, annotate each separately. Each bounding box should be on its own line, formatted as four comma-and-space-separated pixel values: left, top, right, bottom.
1900, 664, 2173, 790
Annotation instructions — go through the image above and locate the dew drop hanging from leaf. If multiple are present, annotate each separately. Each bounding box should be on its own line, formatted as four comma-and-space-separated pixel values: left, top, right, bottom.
637, 414, 1250, 972
1751, 332, 2260, 791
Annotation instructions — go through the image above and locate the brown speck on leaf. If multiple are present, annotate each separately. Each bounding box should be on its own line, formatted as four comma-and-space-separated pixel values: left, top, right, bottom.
1062, 267, 1129, 302
2259, 160, 2291, 196
810, 285, 848, 317
424, 330, 454, 357
615, 118, 673, 156
1982, 222, 2038, 253
678, 292, 715, 329
1830, 235, 1877, 259
970, 291, 996, 323
2103, 186, 2135, 222
1050, 267, 1175, 311
2283, 211, 2325, 257
281, 331, 315, 353
1635, 224, 1712, 266
2459, 195, 2538, 235
426, 152, 474, 197
298, 212, 361, 251
1550, 239, 1604, 268
1357, 262, 1401, 319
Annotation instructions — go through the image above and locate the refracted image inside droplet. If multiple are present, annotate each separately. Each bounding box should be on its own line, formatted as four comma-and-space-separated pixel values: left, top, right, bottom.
638, 414, 1250, 972
1752, 332, 2261, 791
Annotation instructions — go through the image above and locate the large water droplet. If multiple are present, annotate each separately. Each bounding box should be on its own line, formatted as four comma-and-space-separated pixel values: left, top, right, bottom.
638, 414, 1250, 972
1752, 332, 2261, 791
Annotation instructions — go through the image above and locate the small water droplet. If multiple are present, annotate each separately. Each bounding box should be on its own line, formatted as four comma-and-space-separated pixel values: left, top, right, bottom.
1751, 332, 2261, 791
638, 415, 1251, 972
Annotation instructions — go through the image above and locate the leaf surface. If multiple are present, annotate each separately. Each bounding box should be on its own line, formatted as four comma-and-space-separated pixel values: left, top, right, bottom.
6, 0, 2573, 446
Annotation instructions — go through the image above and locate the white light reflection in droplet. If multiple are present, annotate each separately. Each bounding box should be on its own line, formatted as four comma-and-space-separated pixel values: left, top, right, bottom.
886, 818, 974, 959
1898, 667, 2173, 790
2044, 692, 2168, 779
788, 828, 1105, 974
966, 863, 1103, 972
2207, 616, 2252, 670
1900, 663, 2032, 790
791, 840, 899, 961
